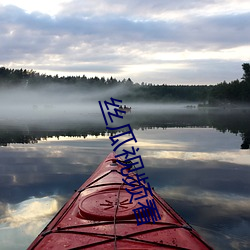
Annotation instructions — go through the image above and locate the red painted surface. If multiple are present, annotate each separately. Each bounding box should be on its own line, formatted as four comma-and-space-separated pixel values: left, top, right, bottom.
27, 152, 213, 249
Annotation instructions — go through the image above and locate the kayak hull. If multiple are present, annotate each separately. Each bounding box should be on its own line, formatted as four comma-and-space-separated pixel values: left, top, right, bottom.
28, 152, 213, 249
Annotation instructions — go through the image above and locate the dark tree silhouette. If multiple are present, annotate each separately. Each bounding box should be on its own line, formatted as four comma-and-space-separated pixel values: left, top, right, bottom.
242, 63, 250, 82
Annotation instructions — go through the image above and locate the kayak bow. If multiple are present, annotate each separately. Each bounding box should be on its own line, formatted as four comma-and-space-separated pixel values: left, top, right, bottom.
28, 152, 213, 249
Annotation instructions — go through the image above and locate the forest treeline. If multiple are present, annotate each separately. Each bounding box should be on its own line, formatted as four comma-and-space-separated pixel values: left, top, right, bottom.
0, 63, 250, 104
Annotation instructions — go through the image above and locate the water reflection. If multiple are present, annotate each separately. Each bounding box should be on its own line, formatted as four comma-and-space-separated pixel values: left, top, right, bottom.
0, 108, 250, 249
0, 196, 62, 250
0, 107, 250, 149
1, 196, 59, 228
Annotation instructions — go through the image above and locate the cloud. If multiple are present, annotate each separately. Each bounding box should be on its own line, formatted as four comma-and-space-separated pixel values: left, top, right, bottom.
3, 4, 248, 48
0, 1, 250, 84
58, 0, 247, 19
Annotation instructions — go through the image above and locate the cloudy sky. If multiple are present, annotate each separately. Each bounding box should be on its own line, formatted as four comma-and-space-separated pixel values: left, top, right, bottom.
0, 0, 250, 85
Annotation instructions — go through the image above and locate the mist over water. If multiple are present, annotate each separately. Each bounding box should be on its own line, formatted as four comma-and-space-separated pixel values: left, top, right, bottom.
1, 84, 250, 149
0, 85, 99, 122
0, 84, 198, 125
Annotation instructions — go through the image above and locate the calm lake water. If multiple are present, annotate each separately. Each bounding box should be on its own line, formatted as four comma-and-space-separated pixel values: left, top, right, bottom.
0, 104, 250, 249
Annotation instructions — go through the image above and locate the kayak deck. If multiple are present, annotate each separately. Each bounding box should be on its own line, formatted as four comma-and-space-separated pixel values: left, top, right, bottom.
28, 152, 213, 249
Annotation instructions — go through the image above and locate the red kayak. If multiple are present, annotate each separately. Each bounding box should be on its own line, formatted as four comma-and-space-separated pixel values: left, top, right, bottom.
28, 152, 213, 249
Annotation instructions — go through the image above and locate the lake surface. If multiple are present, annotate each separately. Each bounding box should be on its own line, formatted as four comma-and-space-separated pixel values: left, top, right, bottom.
0, 104, 250, 249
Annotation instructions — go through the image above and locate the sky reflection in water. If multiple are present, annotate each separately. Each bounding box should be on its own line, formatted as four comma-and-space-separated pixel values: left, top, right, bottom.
0, 127, 250, 249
